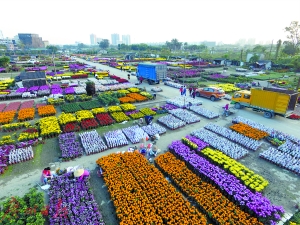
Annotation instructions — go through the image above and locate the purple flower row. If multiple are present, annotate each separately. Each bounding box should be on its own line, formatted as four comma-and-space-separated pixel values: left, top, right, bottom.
161, 103, 179, 110
58, 132, 83, 160
49, 173, 105, 225
64, 87, 75, 95
168, 140, 284, 222
185, 135, 209, 151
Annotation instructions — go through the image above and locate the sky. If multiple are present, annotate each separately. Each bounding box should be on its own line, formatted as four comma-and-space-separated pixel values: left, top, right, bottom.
1, 0, 300, 45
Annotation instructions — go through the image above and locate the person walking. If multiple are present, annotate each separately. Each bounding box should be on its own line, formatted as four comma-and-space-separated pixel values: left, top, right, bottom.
192, 88, 196, 99
179, 86, 183, 96
189, 86, 193, 96
139, 77, 143, 84
182, 86, 187, 96
128, 74, 130, 80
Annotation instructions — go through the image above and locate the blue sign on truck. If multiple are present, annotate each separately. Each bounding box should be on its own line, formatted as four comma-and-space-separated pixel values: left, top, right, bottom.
137, 63, 167, 84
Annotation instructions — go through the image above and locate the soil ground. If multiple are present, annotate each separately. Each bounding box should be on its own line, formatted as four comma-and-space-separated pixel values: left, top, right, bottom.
1, 59, 300, 224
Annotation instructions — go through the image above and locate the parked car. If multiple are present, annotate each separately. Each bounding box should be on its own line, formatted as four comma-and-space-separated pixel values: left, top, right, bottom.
195, 87, 225, 101
27, 59, 39, 64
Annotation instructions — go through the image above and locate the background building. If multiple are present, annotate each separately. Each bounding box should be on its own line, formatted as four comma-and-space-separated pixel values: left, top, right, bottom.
96, 37, 103, 44
90, 34, 97, 45
111, 33, 120, 46
43, 41, 49, 48
0, 30, 4, 39
18, 33, 44, 48
247, 38, 256, 46
122, 35, 131, 45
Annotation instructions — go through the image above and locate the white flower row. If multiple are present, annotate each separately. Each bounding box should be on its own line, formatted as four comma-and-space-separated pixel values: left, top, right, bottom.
167, 96, 202, 108
79, 130, 108, 154
104, 129, 129, 148
232, 116, 300, 143
164, 81, 181, 89
151, 87, 162, 92
191, 128, 249, 159
141, 123, 167, 136
106, 83, 136, 91
122, 125, 149, 144
8, 146, 34, 164
98, 80, 119, 85
204, 123, 261, 151
190, 105, 219, 119
278, 140, 300, 158
158, 114, 186, 129
260, 147, 300, 174
168, 109, 200, 124
74, 87, 87, 94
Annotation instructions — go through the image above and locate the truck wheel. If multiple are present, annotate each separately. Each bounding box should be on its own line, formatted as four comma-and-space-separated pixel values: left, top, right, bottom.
196, 92, 200, 97
235, 103, 241, 109
210, 96, 216, 101
263, 111, 273, 118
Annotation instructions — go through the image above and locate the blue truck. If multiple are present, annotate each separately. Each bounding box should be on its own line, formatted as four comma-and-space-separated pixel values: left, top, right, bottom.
137, 63, 167, 85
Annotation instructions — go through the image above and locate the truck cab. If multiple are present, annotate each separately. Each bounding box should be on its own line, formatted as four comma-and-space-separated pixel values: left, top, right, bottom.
232, 90, 251, 107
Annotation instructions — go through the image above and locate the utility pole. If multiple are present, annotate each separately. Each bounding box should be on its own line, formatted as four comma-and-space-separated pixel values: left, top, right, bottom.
268, 40, 273, 60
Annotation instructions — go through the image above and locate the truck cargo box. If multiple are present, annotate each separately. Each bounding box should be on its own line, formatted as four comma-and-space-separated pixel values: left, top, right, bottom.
250, 87, 298, 115
137, 63, 167, 83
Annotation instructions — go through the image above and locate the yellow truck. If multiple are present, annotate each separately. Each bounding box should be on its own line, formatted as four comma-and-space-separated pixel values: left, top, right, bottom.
231, 87, 299, 118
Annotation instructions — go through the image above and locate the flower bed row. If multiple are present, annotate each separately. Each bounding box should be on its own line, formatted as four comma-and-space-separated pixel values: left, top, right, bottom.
18, 128, 39, 142
104, 129, 128, 148
141, 123, 167, 136
1, 122, 31, 132
278, 140, 300, 158
79, 130, 108, 155
48, 173, 105, 225
191, 128, 249, 160
38, 105, 56, 117
201, 148, 269, 192
167, 96, 203, 108
39, 116, 61, 138
3, 101, 21, 112
62, 122, 81, 133
168, 140, 284, 224
184, 135, 209, 151
17, 108, 35, 121
110, 112, 130, 123
96, 152, 207, 225
122, 125, 149, 144
0, 188, 48, 224
19, 100, 34, 109
0, 111, 16, 124
205, 123, 261, 151
259, 147, 300, 175
58, 132, 83, 160
8, 146, 34, 165
230, 123, 269, 140
168, 108, 200, 124
81, 118, 99, 130
158, 114, 186, 130
95, 113, 115, 126
232, 116, 300, 143
155, 152, 264, 225
189, 105, 219, 119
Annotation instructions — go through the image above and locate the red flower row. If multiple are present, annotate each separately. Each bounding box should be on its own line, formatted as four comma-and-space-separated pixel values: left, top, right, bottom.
95, 113, 115, 126
62, 122, 81, 133
81, 118, 99, 129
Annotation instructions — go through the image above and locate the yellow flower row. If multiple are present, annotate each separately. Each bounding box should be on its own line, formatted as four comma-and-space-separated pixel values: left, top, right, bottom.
201, 148, 268, 192
91, 107, 107, 115
58, 113, 77, 125
39, 116, 61, 136
120, 103, 136, 111
107, 105, 122, 112
75, 110, 94, 122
